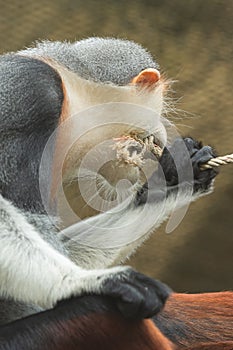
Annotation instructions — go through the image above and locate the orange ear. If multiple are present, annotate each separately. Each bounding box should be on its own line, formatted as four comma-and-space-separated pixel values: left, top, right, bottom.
131, 68, 160, 88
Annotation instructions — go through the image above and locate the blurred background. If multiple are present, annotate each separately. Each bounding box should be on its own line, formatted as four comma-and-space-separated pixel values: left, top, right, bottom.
0, 0, 232, 292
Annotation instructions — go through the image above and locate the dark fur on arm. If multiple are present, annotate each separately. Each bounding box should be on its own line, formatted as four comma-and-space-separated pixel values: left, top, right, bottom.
0, 295, 174, 350
0, 291, 232, 349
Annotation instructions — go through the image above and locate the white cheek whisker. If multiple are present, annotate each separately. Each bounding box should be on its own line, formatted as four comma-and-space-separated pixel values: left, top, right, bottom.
63, 169, 140, 217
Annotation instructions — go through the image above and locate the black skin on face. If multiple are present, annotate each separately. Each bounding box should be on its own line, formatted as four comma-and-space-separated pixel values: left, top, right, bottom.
136, 137, 218, 205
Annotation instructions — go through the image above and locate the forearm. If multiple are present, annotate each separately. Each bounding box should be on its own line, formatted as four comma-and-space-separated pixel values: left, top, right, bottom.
60, 188, 192, 268
0, 195, 169, 320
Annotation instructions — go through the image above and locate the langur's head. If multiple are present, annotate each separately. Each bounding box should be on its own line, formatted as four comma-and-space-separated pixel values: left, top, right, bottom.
36, 38, 170, 225
1, 37, 170, 220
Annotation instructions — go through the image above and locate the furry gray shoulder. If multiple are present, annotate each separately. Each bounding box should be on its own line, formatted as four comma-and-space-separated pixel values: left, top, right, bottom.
19, 37, 159, 85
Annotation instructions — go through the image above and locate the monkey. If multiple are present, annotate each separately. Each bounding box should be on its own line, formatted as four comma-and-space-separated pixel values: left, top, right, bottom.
0, 37, 217, 326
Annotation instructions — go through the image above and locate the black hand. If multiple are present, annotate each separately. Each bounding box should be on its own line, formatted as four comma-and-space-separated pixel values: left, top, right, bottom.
159, 137, 218, 190
101, 268, 171, 319
136, 137, 218, 205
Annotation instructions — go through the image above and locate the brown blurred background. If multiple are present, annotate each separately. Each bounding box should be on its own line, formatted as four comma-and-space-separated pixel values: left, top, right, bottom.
1, 0, 232, 292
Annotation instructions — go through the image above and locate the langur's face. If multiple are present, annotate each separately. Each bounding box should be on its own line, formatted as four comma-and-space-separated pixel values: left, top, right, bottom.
48, 64, 168, 226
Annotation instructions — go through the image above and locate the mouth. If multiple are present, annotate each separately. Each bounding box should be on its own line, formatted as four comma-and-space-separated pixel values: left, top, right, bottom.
59, 107, 167, 226
113, 132, 163, 168
140, 133, 164, 157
